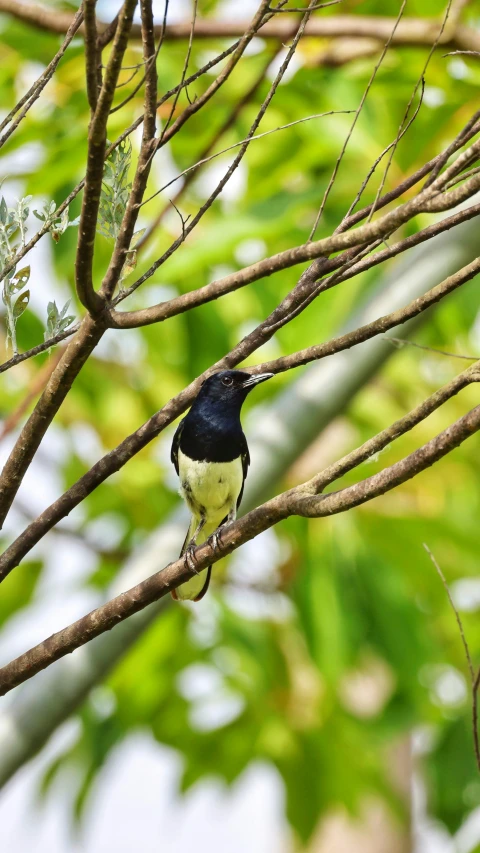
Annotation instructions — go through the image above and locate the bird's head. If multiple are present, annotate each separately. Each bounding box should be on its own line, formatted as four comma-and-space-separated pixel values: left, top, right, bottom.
198, 369, 274, 407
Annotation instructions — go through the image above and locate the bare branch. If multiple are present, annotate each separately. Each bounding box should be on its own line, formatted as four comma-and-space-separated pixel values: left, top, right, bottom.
0, 9, 84, 148
137, 38, 286, 251
140, 110, 355, 211
109, 0, 169, 115
0, 325, 80, 375
101, 0, 158, 300
114, 0, 317, 305
385, 337, 479, 361
0, 38, 245, 286
0, 315, 105, 529
2, 380, 480, 694
4, 249, 480, 576
247, 255, 480, 376
75, 0, 138, 315
309, 0, 407, 240
3, 4, 480, 56
110, 190, 480, 329
84, 0, 100, 111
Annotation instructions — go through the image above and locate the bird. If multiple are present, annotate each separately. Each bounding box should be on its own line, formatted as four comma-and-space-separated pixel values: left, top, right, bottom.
170, 369, 274, 602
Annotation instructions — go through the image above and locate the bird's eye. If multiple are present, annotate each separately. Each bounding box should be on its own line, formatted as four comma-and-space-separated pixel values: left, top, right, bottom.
222, 375, 233, 386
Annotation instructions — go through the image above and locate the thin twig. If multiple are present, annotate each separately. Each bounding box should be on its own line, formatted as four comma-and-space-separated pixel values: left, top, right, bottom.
423, 544, 480, 773
139, 110, 356, 209
110, 0, 169, 115
385, 337, 479, 361
344, 79, 425, 221
308, 0, 407, 240
367, 0, 456, 220
0, 9, 84, 149
119, 0, 316, 302
157, 0, 198, 140
0, 325, 80, 375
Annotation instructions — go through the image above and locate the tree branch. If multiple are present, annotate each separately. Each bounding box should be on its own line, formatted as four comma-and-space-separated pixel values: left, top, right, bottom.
0, 221, 474, 785
75, 0, 138, 315
248, 254, 480, 376
100, 0, 158, 300
2, 3, 480, 55
84, 0, 100, 111
0, 315, 105, 529
2, 229, 479, 578
0, 8, 84, 148
1, 374, 480, 695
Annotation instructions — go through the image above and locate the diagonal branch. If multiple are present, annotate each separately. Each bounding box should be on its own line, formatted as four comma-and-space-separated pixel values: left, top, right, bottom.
0, 37, 246, 288
0, 8, 84, 148
1, 375, 480, 695
2, 243, 479, 578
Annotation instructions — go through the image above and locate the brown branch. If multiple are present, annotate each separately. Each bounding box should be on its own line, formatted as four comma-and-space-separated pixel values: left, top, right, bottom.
365, 0, 458, 222
140, 110, 354, 212
0, 2, 140, 531
137, 39, 285, 251
0, 39, 244, 287
114, 99, 480, 310
3, 251, 480, 577
0, 350, 63, 441
2, 4, 480, 54
0, 315, 105, 529
109, 0, 168, 115
248, 255, 480, 376
0, 9, 84, 148
150, 0, 273, 156
1, 377, 480, 694
75, 0, 138, 315
84, 0, 100, 111
3, 173, 480, 380
110, 190, 480, 330
3, 183, 476, 381
101, 0, 157, 300
309, 0, 407, 239
157, 0, 198, 143
303, 363, 479, 496
112, 0, 314, 307
0, 324, 80, 374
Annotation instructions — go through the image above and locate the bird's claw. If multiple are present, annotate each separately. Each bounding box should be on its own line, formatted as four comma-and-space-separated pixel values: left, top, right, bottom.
208, 528, 224, 555
184, 543, 199, 574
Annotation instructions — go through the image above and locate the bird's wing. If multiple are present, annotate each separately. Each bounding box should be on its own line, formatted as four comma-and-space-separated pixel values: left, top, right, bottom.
171, 418, 185, 476
237, 433, 250, 509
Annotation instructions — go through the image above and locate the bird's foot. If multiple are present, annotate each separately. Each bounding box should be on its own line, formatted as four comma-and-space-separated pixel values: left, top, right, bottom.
184, 542, 199, 574
208, 527, 225, 555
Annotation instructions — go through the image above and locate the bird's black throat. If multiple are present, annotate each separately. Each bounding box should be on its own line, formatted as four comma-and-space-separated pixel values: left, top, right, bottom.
179, 401, 246, 463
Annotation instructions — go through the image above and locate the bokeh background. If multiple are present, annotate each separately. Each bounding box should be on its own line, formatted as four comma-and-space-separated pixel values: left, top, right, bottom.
1, 0, 480, 850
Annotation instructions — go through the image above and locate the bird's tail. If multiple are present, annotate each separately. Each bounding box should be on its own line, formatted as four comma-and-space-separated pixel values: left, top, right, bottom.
171, 516, 215, 602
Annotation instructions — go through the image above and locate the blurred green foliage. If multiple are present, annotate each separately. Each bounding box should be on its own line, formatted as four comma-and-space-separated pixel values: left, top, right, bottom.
1, 0, 480, 846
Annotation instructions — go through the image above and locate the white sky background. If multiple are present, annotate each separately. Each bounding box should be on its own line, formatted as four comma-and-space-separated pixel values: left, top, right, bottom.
0, 1, 479, 851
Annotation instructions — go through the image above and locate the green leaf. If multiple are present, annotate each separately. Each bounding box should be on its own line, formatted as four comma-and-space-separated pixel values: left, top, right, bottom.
10, 265, 30, 292
13, 289, 29, 318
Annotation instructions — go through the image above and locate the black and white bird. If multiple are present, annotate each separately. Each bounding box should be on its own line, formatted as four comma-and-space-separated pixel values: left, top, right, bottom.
170, 369, 274, 602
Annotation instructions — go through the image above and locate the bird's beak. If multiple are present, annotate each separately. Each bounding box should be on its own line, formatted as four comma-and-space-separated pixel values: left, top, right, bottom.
241, 372, 274, 388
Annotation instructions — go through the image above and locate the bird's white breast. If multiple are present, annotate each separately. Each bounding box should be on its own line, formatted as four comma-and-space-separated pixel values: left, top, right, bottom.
178, 449, 243, 524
